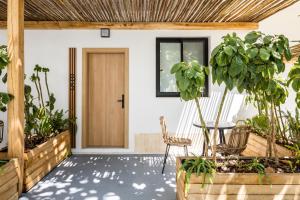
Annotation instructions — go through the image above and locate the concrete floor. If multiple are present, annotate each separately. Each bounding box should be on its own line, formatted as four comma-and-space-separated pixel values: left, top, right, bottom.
20, 154, 176, 200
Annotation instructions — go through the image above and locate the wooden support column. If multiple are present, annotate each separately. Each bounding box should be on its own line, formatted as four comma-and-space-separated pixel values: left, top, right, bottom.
7, 0, 24, 194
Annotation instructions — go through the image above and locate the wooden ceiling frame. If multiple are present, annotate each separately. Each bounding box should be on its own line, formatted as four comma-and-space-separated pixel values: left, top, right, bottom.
0, 21, 259, 30
0, 0, 297, 30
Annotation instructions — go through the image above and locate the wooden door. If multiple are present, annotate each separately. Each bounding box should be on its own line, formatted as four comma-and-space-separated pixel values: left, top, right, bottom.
83, 48, 128, 148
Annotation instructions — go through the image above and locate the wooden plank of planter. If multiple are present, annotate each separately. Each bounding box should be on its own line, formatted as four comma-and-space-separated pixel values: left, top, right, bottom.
25, 137, 70, 170
0, 185, 18, 200
7, 193, 18, 200
23, 131, 71, 191
188, 184, 300, 195
0, 176, 18, 194
25, 146, 69, 177
188, 172, 300, 185
242, 133, 292, 157
25, 147, 68, 182
24, 130, 70, 161
177, 157, 300, 199
24, 148, 68, 191
0, 160, 18, 187
25, 139, 69, 171
188, 194, 298, 200
0, 152, 8, 159
24, 132, 70, 169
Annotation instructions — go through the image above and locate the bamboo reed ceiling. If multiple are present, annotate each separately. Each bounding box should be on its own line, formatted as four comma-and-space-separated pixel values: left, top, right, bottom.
0, 0, 298, 23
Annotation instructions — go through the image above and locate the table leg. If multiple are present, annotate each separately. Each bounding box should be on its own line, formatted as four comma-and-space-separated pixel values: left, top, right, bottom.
202, 141, 206, 156
219, 129, 226, 144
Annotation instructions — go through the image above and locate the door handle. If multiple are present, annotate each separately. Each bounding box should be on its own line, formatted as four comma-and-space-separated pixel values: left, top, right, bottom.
117, 94, 125, 108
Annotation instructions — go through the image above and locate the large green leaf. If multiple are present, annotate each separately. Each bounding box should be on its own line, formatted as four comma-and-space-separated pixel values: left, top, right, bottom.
259, 48, 270, 61
246, 48, 258, 58
216, 52, 228, 67
229, 56, 243, 77
224, 46, 233, 56
171, 63, 182, 74
245, 31, 261, 44
211, 44, 222, 58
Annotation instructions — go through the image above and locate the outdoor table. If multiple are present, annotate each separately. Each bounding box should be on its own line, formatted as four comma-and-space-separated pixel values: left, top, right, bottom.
193, 121, 236, 155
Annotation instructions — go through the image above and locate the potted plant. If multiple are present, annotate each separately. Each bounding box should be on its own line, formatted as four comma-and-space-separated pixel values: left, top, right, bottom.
176, 32, 300, 199
21, 65, 72, 191
0, 45, 20, 199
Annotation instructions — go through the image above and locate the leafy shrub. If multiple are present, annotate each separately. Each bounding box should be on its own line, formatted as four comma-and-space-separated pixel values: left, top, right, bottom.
25, 65, 71, 148
178, 157, 216, 193
171, 60, 210, 155
0, 45, 13, 112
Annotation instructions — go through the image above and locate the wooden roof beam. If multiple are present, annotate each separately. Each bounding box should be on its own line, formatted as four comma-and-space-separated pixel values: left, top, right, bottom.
0, 21, 259, 30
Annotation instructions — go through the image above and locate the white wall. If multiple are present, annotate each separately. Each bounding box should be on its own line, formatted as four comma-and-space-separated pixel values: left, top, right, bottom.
0, 1, 299, 153
0, 30, 250, 153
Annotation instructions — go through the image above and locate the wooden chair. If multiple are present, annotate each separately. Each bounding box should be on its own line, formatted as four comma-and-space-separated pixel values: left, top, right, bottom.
216, 124, 253, 156
160, 116, 192, 174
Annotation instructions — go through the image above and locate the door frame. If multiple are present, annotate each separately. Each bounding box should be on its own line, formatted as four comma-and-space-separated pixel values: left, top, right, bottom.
82, 48, 129, 148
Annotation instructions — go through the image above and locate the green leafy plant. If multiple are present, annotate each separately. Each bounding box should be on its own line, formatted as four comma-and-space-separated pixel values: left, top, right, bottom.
24, 65, 72, 148
246, 114, 270, 137
245, 158, 266, 184
211, 31, 291, 161
171, 60, 210, 155
285, 144, 300, 172
178, 157, 216, 194
285, 109, 300, 144
288, 56, 300, 107
210, 33, 250, 159
0, 45, 13, 112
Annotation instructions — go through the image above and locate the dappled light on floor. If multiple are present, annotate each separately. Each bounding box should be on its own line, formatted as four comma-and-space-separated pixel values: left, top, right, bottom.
20, 155, 176, 200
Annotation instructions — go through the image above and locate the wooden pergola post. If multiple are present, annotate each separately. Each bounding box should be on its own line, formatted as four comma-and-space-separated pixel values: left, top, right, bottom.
7, 0, 25, 193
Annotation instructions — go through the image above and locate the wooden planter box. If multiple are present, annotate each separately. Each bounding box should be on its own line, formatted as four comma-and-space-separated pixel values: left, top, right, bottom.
176, 157, 300, 200
0, 159, 20, 200
23, 130, 71, 192
242, 133, 292, 157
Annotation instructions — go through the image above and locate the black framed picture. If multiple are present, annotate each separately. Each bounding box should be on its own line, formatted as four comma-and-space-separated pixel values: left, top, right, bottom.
156, 37, 209, 97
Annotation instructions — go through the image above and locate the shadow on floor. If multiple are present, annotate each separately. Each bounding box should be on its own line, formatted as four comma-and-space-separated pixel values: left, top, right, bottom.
20, 154, 176, 200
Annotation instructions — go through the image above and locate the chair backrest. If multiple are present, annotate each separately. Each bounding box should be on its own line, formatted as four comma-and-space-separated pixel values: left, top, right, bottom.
227, 125, 252, 152
159, 116, 169, 143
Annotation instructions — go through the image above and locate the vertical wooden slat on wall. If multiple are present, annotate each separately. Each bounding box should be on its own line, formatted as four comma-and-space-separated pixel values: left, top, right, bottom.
7, 0, 24, 194
69, 48, 76, 148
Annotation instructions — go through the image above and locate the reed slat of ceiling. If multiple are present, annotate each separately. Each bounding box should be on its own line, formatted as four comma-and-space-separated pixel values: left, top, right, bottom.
224, 0, 256, 22
199, 0, 220, 22
235, 0, 269, 22
192, 0, 212, 22
216, 0, 241, 22
246, 0, 281, 22
253, 0, 296, 22
0, 0, 298, 23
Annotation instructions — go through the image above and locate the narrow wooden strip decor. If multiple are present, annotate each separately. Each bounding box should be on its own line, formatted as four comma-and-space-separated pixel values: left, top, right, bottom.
0, 0, 297, 23
69, 48, 76, 148
0, 21, 259, 30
